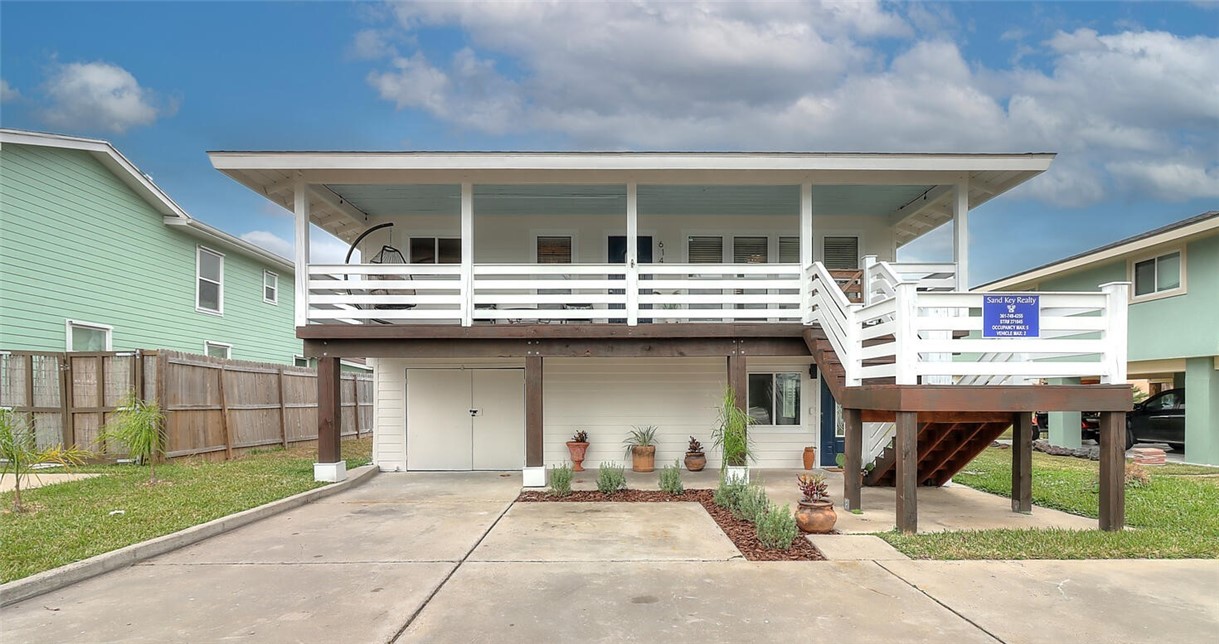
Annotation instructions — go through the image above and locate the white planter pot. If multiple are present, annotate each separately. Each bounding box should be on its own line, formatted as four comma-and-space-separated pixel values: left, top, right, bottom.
725, 466, 749, 484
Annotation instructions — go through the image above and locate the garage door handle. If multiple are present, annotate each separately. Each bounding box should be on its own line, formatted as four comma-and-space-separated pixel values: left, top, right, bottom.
469, 408, 482, 417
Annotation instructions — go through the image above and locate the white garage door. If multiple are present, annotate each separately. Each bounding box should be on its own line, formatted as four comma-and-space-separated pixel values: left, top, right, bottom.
406, 368, 525, 471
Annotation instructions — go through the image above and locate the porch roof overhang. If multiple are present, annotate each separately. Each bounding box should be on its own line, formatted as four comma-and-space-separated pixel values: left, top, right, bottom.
208, 151, 1055, 248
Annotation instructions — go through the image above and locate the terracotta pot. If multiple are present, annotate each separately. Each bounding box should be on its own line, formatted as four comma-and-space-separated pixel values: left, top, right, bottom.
802, 446, 817, 470
630, 445, 656, 472
684, 452, 706, 472
795, 500, 837, 534
566, 441, 589, 472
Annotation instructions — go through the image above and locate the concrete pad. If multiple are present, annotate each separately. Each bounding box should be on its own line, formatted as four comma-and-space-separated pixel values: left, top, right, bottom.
336, 470, 524, 504
3, 561, 453, 644
470, 502, 742, 562
157, 498, 510, 564
750, 468, 1098, 533
0, 472, 99, 492
880, 559, 1219, 644
807, 535, 910, 561
398, 561, 994, 643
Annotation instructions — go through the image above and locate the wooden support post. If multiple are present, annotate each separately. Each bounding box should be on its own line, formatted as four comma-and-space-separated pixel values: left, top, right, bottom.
60, 354, 74, 447
96, 356, 106, 453
727, 350, 747, 411
1011, 411, 1033, 513
217, 365, 232, 460
1098, 411, 1125, 531
277, 367, 289, 448
895, 411, 918, 534
843, 407, 862, 511
525, 356, 544, 468
317, 357, 342, 464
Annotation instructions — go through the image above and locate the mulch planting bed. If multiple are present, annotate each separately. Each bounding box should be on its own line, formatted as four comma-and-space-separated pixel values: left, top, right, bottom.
516, 488, 825, 562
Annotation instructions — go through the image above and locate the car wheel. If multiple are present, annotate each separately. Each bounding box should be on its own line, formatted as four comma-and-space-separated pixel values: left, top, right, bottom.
1125, 425, 1135, 451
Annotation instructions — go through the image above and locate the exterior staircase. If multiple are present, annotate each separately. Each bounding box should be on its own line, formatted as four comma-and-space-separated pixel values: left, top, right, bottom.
803, 325, 1012, 488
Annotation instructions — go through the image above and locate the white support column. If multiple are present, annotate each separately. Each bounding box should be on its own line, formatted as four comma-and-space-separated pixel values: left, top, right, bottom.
861, 255, 878, 306
1100, 281, 1130, 384
293, 179, 311, 328
892, 283, 919, 385
952, 180, 969, 292
626, 181, 639, 326
461, 182, 474, 327
799, 183, 814, 325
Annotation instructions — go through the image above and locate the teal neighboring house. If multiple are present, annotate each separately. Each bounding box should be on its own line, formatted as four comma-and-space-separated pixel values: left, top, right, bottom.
980, 211, 1219, 465
0, 129, 303, 365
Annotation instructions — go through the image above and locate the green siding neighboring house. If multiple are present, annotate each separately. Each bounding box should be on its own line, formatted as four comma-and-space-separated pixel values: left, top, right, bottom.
980, 211, 1219, 465
0, 129, 302, 364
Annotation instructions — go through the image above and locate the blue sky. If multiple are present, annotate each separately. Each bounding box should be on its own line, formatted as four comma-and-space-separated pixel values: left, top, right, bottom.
2, 1, 1216, 284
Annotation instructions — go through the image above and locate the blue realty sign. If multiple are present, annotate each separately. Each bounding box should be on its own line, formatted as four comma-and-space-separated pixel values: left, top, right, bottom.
983, 294, 1040, 338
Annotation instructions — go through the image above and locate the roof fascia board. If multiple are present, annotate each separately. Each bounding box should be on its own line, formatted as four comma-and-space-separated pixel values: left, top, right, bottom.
163, 216, 294, 271
208, 151, 1055, 175
978, 217, 1219, 291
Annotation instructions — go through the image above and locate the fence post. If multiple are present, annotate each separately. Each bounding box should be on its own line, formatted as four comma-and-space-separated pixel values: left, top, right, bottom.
1099, 282, 1130, 384
893, 283, 919, 385
278, 367, 289, 448
217, 364, 232, 459
60, 353, 74, 446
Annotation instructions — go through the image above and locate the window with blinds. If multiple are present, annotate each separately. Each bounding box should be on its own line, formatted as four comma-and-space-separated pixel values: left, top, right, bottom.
779, 236, 799, 264
687, 236, 724, 263
537, 236, 573, 263
733, 236, 768, 263
822, 236, 859, 269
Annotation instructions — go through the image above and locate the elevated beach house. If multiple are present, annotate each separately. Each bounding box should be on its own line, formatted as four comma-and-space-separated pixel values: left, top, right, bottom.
210, 150, 1133, 532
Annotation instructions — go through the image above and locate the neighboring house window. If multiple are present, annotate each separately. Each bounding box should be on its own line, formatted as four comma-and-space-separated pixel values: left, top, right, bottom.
409, 237, 461, 264
204, 341, 232, 359
263, 271, 279, 304
687, 236, 724, 263
537, 236, 573, 263
822, 236, 860, 269
1132, 250, 1183, 299
293, 356, 311, 368
197, 247, 224, 314
747, 372, 801, 426
65, 320, 112, 351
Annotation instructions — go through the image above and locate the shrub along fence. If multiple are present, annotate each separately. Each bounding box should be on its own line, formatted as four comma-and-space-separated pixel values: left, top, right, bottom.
0, 349, 371, 460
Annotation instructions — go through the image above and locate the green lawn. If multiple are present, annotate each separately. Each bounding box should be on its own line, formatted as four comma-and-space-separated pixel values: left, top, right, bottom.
878, 448, 1219, 560
0, 438, 372, 583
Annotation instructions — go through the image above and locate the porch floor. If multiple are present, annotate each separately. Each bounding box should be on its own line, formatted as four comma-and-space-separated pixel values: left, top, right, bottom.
567, 466, 1097, 533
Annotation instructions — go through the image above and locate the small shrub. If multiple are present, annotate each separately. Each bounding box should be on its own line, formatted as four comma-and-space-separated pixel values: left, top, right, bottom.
797, 473, 829, 503
549, 464, 573, 497
659, 461, 684, 495
570, 430, 588, 443
686, 436, 703, 453
734, 484, 771, 523
756, 504, 799, 550
835, 452, 846, 468
714, 476, 748, 509
597, 461, 627, 494
99, 390, 165, 484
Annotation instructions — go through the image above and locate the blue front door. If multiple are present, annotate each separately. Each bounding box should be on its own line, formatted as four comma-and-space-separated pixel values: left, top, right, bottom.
820, 378, 844, 466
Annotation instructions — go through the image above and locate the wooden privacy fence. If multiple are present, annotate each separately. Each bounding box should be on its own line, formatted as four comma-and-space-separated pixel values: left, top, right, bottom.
0, 349, 372, 460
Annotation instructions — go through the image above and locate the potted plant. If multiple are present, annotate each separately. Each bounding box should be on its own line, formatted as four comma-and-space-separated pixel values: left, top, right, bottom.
622, 425, 658, 472
795, 472, 837, 533
712, 387, 754, 483
684, 436, 706, 472
566, 430, 589, 472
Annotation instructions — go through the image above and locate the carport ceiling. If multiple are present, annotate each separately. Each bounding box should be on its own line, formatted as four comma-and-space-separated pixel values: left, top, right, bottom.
324, 184, 936, 218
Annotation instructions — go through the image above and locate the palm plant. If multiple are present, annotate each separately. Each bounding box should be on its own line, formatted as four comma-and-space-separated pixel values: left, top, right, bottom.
0, 409, 89, 512
712, 387, 755, 468
100, 390, 166, 484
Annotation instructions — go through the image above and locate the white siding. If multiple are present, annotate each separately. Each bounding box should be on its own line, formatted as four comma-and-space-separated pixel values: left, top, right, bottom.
373, 355, 820, 472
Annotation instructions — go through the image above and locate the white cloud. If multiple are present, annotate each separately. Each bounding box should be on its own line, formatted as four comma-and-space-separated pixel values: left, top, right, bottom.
0, 79, 19, 102
358, 3, 1219, 205
241, 228, 355, 265
40, 61, 174, 134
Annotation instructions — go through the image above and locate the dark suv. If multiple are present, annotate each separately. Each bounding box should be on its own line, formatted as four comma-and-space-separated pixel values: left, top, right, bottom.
1124, 388, 1185, 450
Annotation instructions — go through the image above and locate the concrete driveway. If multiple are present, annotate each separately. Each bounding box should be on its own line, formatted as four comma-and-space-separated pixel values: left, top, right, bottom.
5, 472, 1218, 643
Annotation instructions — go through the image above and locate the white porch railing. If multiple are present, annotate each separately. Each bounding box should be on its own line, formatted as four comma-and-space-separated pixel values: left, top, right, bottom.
307, 263, 803, 325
